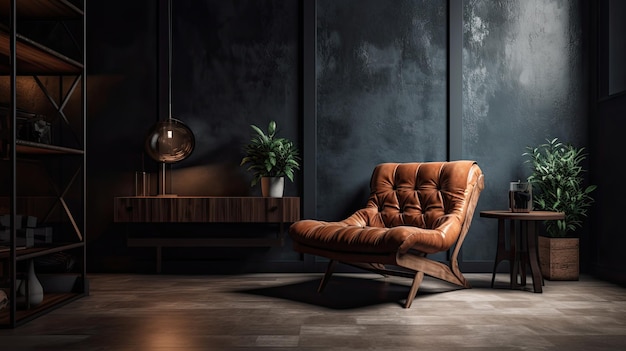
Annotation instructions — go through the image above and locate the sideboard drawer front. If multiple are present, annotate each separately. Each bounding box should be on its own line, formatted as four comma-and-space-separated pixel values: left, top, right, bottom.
113, 197, 300, 223
114, 197, 177, 222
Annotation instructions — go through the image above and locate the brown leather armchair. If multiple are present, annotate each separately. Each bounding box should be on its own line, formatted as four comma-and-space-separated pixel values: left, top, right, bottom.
289, 161, 484, 308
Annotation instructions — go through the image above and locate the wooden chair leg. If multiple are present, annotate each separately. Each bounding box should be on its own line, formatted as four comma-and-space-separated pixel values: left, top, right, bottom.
404, 271, 424, 308
318, 260, 337, 293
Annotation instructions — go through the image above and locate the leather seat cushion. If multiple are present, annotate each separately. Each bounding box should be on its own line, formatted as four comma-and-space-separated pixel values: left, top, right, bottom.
290, 219, 451, 254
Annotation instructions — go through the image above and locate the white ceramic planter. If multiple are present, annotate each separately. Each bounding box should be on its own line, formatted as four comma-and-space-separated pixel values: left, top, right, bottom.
261, 177, 284, 197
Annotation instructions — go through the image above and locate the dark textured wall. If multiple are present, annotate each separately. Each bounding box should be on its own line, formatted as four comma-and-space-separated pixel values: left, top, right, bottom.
592, 93, 626, 283
86, 0, 158, 271
85, 0, 601, 274
462, 0, 588, 263
608, 0, 626, 95
315, 0, 447, 221
171, 0, 300, 197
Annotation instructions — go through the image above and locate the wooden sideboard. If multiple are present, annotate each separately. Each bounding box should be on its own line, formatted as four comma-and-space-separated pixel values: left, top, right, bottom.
113, 196, 301, 272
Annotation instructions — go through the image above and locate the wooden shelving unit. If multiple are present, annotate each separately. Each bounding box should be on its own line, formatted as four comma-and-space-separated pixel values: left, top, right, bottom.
0, 0, 87, 328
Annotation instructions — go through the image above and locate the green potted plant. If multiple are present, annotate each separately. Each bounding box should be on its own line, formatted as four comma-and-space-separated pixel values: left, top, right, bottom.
240, 120, 300, 197
523, 137, 596, 280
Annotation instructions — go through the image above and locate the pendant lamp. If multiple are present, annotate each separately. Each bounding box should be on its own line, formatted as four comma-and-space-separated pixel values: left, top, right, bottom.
144, 0, 195, 196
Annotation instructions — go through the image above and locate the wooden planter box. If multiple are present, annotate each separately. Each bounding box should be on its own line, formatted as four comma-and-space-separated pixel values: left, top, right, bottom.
538, 236, 579, 281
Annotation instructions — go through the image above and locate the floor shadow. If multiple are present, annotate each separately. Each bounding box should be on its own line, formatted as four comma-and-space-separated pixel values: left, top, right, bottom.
237, 275, 464, 309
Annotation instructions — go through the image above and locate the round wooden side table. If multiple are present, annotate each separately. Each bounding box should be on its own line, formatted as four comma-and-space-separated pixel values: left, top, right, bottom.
480, 210, 565, 293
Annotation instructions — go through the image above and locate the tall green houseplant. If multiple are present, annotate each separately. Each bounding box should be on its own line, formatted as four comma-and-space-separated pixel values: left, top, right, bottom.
240, 120, 300, 187
523, 137, 596, 237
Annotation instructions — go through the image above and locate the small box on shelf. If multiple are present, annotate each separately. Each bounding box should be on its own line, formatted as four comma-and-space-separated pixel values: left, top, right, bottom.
0, 233, 33, 248
0, 214, 23, 229
17, 116, 52, 145
34, 227, 53, 244
0, 105, 53, 146
23, 215, 37, 229
0, 215, 51, 248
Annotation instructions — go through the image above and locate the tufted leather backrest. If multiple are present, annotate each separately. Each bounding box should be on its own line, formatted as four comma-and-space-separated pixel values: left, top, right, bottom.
360, 161, 484, 231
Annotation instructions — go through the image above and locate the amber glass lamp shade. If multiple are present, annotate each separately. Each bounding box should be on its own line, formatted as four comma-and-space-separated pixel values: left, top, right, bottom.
144, 118, 195, 163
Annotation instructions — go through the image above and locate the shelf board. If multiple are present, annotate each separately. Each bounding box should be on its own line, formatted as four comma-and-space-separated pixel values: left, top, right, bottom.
0, 0, 83, 19
15, 139, 83, 155
0, 27, 83, 75
0, 242, 84, 260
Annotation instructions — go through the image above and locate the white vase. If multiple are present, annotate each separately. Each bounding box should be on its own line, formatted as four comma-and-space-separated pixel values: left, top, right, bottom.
261, 177, 284, 197
17, 260, 44, 308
